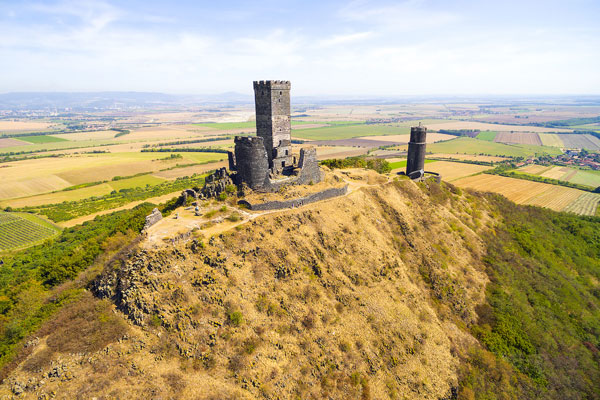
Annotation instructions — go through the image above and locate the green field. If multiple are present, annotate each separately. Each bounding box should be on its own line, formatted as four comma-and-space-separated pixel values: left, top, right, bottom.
15, 135, 69, 144
109, 174, 166, 191
293, 124, 410, 141
427, 137, 563, 158
569, 169, 600, 187
476, 131, 498, 141
388, 159, 436, 169
0, 212, 61, 251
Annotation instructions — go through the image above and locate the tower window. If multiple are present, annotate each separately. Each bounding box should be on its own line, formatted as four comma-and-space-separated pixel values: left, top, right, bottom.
279, 91, 282, 95
282, 161, 285, 167
285, 150, 289, 155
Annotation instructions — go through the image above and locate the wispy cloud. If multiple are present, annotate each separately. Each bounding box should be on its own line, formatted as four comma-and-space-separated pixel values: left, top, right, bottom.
317, 32, 373, 47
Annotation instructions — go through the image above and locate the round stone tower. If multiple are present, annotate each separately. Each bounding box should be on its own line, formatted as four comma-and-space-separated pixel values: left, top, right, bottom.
406, 125, 427, 178
233, 136, 270, 190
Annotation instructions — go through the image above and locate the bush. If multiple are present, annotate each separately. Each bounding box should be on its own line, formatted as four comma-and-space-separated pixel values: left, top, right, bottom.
228, 311, 243, 326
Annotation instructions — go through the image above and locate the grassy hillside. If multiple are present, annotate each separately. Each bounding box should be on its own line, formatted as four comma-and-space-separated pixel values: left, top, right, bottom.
0, 175, 598, 399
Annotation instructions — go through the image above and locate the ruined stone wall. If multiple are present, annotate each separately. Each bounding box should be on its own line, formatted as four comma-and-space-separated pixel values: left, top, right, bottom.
297, 146, 324, 184
233, 136, 271, 190
253, 80, 292, 170
143, 208, 162, 230
406, 126, 427, 178
239, 185, 348, 211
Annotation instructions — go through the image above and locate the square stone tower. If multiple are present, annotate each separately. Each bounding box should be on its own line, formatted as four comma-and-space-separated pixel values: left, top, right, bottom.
253, 80, 294, 174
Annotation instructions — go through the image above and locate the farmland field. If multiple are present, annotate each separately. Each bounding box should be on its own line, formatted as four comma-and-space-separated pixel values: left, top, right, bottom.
356, 133, 455, 143
16, 135, 69, 144
557, 134, 600, 150
494, 132, 542, 145
293, 124, 411, 141
0, 211, 61, 251
563, 192, 600, 216
427, 137, 562, 158
453, 174, 595, 215
0, 138, 29, 148
0, 121, 56, 132
0, 151, 226, 200
388, 159, 436, 170
428, 153, 508, 162
426, 121, 573, 133
539, 133, 564, 147
108, 175, 166, 191
518, 165, 600, 188
476, 131, 497, 141
423, 161, 493, 181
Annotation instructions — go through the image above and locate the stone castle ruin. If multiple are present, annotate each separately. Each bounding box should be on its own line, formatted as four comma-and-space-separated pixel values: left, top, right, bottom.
223, 80, 323, 192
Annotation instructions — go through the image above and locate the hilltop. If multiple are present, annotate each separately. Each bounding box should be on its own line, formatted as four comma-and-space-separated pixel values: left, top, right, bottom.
0, 171, 598, 399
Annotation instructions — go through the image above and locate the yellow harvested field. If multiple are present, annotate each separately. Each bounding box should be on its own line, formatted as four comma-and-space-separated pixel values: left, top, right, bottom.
153, 161, 228, 179
0, 183, 114, 208
540, 166, 570, 180
453, 174, 586, 212
519, 164, 552, 175
356, 133, 455, 143
539, 133, 564, 147
429, 153, 508, 162
0, 175, 72, 200
424, 161, 492, 181
427, 121, 572, 133
0, 121, 55, 131
0, 153, 223, 200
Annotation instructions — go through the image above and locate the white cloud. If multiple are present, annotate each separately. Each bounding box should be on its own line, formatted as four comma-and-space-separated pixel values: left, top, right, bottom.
317, 32, 373, 47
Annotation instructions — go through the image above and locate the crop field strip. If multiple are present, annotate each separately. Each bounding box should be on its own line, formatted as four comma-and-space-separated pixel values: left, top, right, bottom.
453, 174, 594, 215
494, 132, 542, 146
563, 192, 600, 216
475, 131, 497, 141
518, 165, 600, 188
0, 212, 60, 251
557, 134, 600, 150
426, 137, 562, 158
539, 133, 564, 147
423, 161, 493, 181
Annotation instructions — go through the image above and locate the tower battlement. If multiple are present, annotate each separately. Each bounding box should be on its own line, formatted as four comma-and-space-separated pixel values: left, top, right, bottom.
253, 80, 291, 90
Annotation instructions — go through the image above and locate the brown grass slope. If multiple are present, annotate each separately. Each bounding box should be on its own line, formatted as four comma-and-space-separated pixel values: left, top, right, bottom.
0, 179, 493, 399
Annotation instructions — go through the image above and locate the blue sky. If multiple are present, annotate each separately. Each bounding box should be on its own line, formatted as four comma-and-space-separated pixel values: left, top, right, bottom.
0, 0, 599, 96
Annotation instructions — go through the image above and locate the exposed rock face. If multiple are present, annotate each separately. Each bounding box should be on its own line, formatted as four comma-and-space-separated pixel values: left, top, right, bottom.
143, 208, 162, 230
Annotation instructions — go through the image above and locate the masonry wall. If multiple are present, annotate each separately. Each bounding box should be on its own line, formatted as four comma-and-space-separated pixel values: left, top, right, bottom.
239, 185, 348, 211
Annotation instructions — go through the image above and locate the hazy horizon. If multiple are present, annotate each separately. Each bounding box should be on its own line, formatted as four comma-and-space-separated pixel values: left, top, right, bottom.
1, 0, 599, 96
